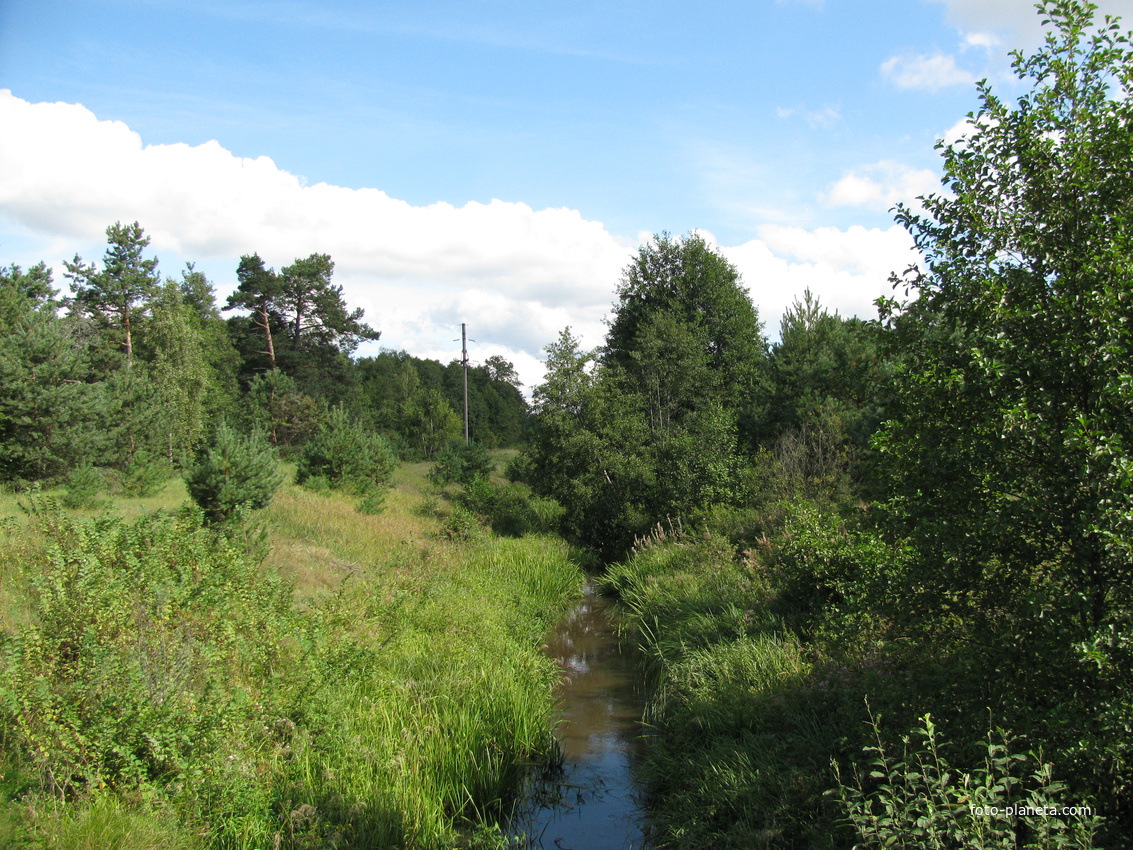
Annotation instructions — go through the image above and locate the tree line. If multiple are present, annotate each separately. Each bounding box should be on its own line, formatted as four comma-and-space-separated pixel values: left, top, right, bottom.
0, 230, 528, 488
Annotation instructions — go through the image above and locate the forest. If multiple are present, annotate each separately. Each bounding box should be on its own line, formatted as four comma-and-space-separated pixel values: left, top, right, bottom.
1, 1, 1132, 847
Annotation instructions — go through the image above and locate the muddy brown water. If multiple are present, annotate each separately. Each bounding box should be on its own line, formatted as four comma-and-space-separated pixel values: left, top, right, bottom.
507, 581, 651, 849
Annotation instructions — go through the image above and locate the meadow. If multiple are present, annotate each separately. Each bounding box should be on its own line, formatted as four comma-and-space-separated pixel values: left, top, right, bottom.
0, 456, 584, 849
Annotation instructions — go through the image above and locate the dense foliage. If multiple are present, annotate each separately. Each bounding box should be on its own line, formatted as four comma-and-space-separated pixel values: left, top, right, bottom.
517, 2, 1133, 846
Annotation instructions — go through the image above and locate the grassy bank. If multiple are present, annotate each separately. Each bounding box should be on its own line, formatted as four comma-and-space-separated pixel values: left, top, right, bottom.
0, 459, 584, 849
603, 508, 1105, 849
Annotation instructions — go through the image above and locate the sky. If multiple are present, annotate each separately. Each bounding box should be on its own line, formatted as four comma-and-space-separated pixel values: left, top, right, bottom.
3, 0, 1133, 388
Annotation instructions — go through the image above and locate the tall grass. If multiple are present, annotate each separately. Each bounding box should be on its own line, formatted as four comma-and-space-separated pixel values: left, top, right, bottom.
602, 526, 852, 848
0, 462, 583, 849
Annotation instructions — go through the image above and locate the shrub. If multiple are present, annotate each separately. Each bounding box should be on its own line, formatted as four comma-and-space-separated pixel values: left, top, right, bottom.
296, 405, 397, 494
429, 440, 493, 487
441, 504, 482, 541
458, 478, 565, 537
184, 422, 282, 524
0, 508, 298, 808
119, 450, 170, 497
61, 464, 106, 509
831, 712, 1103, 849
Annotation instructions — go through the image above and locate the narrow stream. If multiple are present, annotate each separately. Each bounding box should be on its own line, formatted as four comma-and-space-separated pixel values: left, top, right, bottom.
508, 582, 650, 849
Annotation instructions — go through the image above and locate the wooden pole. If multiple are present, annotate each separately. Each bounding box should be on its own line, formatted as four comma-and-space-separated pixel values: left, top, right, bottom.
462, 323, 469, 443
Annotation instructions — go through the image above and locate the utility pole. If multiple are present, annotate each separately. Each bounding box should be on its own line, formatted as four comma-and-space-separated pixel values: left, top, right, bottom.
461, 323, 469, 443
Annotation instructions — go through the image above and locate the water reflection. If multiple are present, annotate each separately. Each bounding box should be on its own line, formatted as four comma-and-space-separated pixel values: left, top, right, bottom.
509, 583, 649, 849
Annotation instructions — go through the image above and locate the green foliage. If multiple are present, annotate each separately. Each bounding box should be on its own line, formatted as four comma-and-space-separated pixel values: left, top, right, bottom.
64, 221, 160, 365
60, 464, 108, 510
441, 503, 483, 541
0, 469, 586, 847
458, 477, 563, 537
0, 275, 98, 483
603, 530, 840, 847
118, 450, 172, 497
429, 440, 493, 486
348, 350, 528, 456
355, 488, 386, 515
605, 231, 767, 425
145, 280, 212, 467
832, 713, 1102, 849
184, 422, 282, 524
243, 368, 323, 454
0, 507, 297, 807
296, 405, 397, 494
763, 290, 889, 496
871, 1, 1133, 822
526, 233, 767, 557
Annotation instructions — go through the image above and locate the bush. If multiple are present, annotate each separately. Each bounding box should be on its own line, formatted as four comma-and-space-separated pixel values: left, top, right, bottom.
119, 450, 171, 497
429, 441, 493, 487
296, 406, 397, 494
832, 712, 1103, 849
184, 422, 282, 525
0, 507, 298, 809
459, 478, 563, 537
61, 464, 107, 510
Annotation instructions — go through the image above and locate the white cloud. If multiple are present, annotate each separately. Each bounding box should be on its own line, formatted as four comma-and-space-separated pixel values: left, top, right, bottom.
0, 91, 924, 386
822, 160, 940, 210
962, 31, 1000, 50
881, 52, 976, 91
705, 224, 917, 340
929, 0, 1133, 48
776, 103, 842, 129
0, 90, 630, 390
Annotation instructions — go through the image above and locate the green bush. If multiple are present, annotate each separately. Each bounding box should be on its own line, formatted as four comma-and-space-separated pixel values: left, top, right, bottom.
0, 507, 298, 814
441, 504, 482, 540
458, 478, 564, 537
429, 440, 493, 486
832, 712, 1102, 849
60, 464, 107, 509
184, 422, 282, 524
119, 450, 171, 497
296, 405, 397, 494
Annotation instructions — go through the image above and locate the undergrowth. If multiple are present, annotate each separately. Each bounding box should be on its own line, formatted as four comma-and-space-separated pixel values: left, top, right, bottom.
0, 466, 584, 849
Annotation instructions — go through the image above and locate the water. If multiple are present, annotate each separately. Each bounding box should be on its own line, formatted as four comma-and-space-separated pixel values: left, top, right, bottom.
509, 582, 650, 850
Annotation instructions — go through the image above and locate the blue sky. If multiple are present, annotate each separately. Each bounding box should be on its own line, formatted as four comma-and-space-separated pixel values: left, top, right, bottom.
3, 0, 1130, 384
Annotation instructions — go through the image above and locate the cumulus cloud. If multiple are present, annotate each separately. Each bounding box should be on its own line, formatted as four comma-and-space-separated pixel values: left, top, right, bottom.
0, 90, 631, 388
0, 90, 921, 383
881, 52, 976, 91
707, 224, 917, 340
822, 160, 940, 210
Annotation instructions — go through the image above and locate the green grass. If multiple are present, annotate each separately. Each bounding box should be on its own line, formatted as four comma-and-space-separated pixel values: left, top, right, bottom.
0, 458, 584, 849
602, 530, 847, 848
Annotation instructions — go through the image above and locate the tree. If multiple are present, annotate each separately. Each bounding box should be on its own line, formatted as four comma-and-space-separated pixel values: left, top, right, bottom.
147, 281, 210, 466
65, 221, 160, 366
605, 231, 768, 435
278, 253, 379, 355
226, 253, 281, 370
0, 261, 58, 307
873, 0, 1133, 812
185, 422, 282, 525
525, 237, 769, 556
296, 405, 397, 493
0, 267, 95, 481
763, 290, 888, 493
